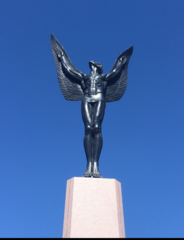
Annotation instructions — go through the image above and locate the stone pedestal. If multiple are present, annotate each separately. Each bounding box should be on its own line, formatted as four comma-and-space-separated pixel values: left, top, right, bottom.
62, 177, 125, 238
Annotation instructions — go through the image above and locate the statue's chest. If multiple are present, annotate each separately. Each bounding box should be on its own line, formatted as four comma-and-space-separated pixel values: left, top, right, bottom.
86, 76, 102, 87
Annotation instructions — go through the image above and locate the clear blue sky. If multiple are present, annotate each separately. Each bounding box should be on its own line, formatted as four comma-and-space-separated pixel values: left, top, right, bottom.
0, 0, 184, 237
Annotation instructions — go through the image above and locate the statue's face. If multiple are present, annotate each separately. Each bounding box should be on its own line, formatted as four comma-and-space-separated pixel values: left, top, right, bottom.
89, 62, 100, 73
89, 61, 103, 74
91, 64, 98, 71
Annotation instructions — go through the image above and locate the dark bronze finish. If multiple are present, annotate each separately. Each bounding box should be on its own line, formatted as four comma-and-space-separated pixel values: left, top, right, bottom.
51, 34, 133, 178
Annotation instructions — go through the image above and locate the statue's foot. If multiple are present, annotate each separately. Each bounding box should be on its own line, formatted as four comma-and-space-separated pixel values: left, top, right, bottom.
92, 162, 103, 178
93, 173, 103, 178
83, 171, 92, 177
83, 163, 92, 177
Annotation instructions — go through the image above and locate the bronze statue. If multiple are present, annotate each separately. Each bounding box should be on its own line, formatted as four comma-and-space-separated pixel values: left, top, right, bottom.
51, 34, 133, 178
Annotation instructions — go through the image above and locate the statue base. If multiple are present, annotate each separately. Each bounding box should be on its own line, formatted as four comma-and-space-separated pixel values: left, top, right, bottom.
62, 177, 125, 238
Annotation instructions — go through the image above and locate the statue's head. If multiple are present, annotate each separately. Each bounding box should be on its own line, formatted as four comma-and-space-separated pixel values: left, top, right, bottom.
89, 61, 103, 74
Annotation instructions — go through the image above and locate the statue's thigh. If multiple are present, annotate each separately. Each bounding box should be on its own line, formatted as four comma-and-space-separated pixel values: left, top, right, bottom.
81, 101, 93, 127
93, 101, 106, 126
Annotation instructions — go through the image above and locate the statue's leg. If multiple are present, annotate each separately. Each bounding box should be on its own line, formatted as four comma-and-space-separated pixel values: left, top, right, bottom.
92, 101, 106, 178
81, 101, 93, 177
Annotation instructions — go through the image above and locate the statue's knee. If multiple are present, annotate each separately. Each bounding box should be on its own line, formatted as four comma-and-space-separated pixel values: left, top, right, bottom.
85, 125, 92, 135
94, 124, 101, 134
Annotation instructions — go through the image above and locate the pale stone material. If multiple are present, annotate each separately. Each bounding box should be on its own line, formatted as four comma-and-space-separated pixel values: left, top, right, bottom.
62, 177, 125, 238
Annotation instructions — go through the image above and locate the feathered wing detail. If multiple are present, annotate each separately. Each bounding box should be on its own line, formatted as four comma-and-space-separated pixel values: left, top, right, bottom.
105, 46, 133, 102
51, 33, 84, 101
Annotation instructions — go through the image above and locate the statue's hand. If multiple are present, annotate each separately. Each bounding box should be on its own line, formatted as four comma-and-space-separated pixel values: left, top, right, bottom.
119, 56, 127, 64
57, 51, 64, 62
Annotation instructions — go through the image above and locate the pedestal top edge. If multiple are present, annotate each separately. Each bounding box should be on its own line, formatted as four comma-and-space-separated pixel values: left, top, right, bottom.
67, 177, 121, 183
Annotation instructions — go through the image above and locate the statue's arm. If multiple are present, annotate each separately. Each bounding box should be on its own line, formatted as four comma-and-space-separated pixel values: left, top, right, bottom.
57, 53, 84, 83
104, 57, 127, 82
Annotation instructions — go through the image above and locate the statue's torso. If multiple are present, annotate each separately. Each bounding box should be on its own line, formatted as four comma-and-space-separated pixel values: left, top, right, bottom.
84, 74, 105, 95
83, 74, 106, 103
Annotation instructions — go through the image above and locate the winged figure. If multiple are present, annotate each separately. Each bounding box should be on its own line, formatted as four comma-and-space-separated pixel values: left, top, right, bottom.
51, 33, 133, 178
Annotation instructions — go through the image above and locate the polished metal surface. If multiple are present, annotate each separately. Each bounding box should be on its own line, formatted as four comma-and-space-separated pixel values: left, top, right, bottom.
51, 33, 133, 178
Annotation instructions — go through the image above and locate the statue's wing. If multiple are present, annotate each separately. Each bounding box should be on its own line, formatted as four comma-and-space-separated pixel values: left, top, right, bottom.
105, 46, 133, 103
51, 33, 84, 101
